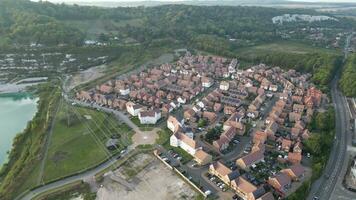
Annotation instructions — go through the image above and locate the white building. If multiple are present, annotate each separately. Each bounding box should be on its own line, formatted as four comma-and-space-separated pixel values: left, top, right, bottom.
138, 109, 161, 124
197, 101, 205, 109
170, 132, 199, 156
167, 115, 184, 133
228, 58, 238, 74
126, 102, 142, 116
220, 81, 230, 91
202, 77, 213, 88
177, 96, 187, 104
269, 85, 278, 92
119, 88, 130, 96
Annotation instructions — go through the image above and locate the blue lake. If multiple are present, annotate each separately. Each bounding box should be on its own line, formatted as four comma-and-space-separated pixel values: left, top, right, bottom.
0, 93, 38, 166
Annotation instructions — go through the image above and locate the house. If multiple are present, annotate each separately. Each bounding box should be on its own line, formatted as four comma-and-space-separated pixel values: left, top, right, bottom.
256, 192, 275, 200
126, 102, 143, 116
98, 84, 113, 94
194, 149, 212, 165
289, 112, 301, 122
203, 111, 217, 123
224, 106, 236, 115
294, 120, 305, 130
288, 152, 302, 164
247, 109, 259, 119
162, 104, 173, 114
202, 77, 213, 87
223, 112, 245, 135
293, 104, 305, 113
177, 96, 187, 104
213, 127, 236, 151
252, 142, 265, 153
301, 129, 310, 140
281, 139, 292, 152
113, 99, 127, 110
213, 103, 223, 112
170, 132, 198, 156
253, 131, 268, 144
229, 59, 238, 73
184, 108, 196, 121
76, 90, 92, 101
268, 172, 291, 197
293, 142, 303, 153
231, 177, 257, 200
197, 101, 205, 109
220, 81, 230, 91
269, 84, 278, 92
167, 115, 184, 133
209, 161, 239, 185
281, 164, 305, 181
236, 150, 264, 170
291, 127, 301, 139
138, 109, 161, 124
292, 95, 303, 104
118, 86, 130, 96
304, 87, 322, 107
278, 92, 288, 100
265, 121, 279, 137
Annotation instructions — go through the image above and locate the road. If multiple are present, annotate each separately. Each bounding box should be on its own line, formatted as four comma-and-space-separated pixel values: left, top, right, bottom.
17, 147, 135, 200
307, 33, 355, 200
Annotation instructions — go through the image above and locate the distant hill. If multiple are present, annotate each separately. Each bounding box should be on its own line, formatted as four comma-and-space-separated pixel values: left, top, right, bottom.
43, 0, 356, 8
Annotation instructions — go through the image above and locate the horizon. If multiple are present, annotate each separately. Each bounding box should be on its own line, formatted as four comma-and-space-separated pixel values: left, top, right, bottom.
31, 0, 356, 3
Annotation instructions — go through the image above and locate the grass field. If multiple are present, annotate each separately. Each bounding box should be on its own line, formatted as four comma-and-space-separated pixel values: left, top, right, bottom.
42, 102, 133, 182
236, 41, 340, 55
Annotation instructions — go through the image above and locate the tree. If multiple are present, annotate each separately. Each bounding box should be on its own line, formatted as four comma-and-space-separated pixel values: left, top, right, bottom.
197, 118, 207, 128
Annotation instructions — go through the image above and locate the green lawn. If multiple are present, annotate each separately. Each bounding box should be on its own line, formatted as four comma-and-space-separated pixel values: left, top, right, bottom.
42, 102, 133, 182
156, 128, 171, 146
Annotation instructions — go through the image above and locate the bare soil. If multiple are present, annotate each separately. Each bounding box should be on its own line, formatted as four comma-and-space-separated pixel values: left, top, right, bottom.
96, 154, 198, 200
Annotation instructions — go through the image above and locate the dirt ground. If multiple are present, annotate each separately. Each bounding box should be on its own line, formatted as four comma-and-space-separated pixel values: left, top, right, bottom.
131, 128, 159, 147
96, 154, 198, 200
68, 64, 106, 90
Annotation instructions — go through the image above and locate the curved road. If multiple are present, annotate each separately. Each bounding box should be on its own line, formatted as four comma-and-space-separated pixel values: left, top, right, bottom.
307, 33, 355, 200
18, 147, 134, 200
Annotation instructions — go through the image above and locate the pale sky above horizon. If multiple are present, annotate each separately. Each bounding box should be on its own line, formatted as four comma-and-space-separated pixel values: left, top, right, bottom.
31, 0, 356, 2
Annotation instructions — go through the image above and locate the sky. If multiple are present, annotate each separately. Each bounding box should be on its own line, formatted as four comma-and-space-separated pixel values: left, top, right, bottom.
31, 0, 356, 2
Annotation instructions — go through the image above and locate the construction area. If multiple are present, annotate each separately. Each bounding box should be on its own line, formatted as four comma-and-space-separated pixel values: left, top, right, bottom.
96, 153, 198, 200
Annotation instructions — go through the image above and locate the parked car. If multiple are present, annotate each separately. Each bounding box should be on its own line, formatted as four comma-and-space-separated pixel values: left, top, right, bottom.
204, 190, 212, 196
233, 139, 240, 144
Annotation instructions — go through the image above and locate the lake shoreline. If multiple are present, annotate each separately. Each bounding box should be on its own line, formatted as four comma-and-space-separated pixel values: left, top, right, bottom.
0, 93, 38, 168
